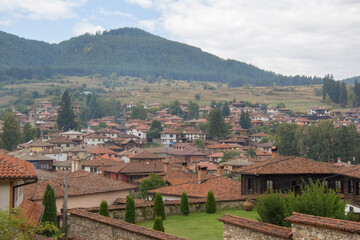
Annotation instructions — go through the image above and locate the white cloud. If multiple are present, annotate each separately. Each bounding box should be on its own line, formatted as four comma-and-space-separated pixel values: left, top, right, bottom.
127, 0, 360, 79
138, 20, 156, 31
0, 0, 87, 21
73, 20, 105, 36
97, 7, 133, 18
126, 0, 153, 8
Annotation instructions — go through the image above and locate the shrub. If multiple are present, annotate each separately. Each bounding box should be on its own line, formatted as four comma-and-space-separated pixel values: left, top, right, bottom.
180, 192, 190, 215
153, 193, 166, 220
256, 179, 359, 227
205, 191, 216, 213
125, 195, 136, 224
140, 174, 166, 199
153, 216, 165, 232
41, 184, 57, 226
99, 200, 110, 217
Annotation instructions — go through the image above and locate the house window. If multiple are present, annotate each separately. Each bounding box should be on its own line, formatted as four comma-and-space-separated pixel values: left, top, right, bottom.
335, 180, 342, 192
266, 180, 273, 190
348, 180, 354, 193
324, 180, 329, 189
170, 134, 173, 138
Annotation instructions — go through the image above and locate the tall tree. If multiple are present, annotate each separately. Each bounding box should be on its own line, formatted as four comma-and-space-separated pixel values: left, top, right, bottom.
168, 100, 183, 116
22, 122, 34, 143
180, 192, 190, 215
239, 110, 251, 129
188, 101, 199, 119
153, 216, 165, 232
130, 103, 147, 120
207, 108, 228, 139
147, 120, 163, 138
125, 195, 136, 223
153, 193, 166, 220
41, 184, 57, 225
275, 123, 298, 156
1, 112, 21, 151
221, 102, 230, 117
339, 82, 348, 107
57, 90, 76, 131
205, 191, 217, 213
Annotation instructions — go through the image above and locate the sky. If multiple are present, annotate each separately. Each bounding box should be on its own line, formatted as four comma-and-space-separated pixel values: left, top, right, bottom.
0, 0, 359, 80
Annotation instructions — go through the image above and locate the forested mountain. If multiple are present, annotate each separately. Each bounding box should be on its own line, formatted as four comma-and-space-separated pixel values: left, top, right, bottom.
0, 28, 322, 86
341, 76, 360, 85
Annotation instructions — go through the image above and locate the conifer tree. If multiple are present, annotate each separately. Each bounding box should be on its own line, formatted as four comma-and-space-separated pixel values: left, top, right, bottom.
57, 89, 76, 131
239, 110, 251, 129
1, 112, 21, 151
153, 216, 165, 232
22, 122, 34, 143
180, 192, 190, 215
99, 200, 110, 217
41, 184, 57, 225
125, 195, 136, 223
153, 193, 166, 220
221, 102, 230, 117
207, 108, 228, 139
205, 191, 217, 213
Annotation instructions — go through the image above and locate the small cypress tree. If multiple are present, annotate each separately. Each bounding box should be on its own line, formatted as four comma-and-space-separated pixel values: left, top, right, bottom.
125, 195, 136, 224
205, 191, 217, 213
153, 193, 166, 220
180, 192, 189, 215
153, 216, 165, 232
41, 184, 57, 225
99, 200, 110, 217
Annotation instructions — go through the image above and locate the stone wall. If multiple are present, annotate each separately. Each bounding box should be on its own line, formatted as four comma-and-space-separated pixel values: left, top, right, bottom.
90, 197, 246, 222
68, 209, 185, 240
291, 223, 360, 240
223, 223, 290, 240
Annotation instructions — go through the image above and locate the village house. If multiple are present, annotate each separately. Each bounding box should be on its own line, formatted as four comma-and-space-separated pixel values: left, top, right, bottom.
49, 136, 75, 151
0, 154, 37, 209
250, 132, 271, 143
308, 106, 331, 116
83, 133, 109, 146
60, 130, 83, 140
160, 129, 182, 145
170, 145, 208, 163
28, 140, 54, 153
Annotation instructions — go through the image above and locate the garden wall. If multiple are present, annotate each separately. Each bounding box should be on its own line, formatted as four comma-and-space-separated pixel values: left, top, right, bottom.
218, 212, 360, 240
68, 209, 185, 240
86, 196, 248, 222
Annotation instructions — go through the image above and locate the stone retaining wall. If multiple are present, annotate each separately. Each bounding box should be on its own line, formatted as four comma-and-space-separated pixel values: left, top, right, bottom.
291, 223, 360, 240
68, 209, 185, 240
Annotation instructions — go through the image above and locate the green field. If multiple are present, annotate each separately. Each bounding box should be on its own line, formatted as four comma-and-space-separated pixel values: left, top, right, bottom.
137, 209, 258, 240
0, 75, 342, 113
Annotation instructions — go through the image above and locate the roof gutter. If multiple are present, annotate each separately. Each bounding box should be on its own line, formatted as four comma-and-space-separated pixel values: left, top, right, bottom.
12, 178, 38, 208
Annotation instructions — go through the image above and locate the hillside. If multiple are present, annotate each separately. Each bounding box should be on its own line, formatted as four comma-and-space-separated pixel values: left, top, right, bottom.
341, 75, 360, 85
0, 28, 322, 86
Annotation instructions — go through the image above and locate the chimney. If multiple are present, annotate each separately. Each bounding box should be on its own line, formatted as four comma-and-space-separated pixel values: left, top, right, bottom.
182, 161, 187, 172
337, 157, 341, 163
348, 161, 352, 165
217, 165, 225, 176
101, 162, 105, 176
328, 159, 334, 164
197, 165, 208, 184
164, 161, 169, 172
271, 146, 277, 158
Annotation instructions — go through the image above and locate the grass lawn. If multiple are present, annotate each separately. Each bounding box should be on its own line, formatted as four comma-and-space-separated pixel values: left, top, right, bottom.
137, 209, 258, 240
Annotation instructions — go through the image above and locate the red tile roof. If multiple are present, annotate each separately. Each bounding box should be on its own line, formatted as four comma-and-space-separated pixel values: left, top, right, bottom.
285, 212, 360, 234
235, 155, 340, 175
206, 144, 232, 149
24, 170, 136, 201
218, 214, 292, 239
128, 150, 162, 160
87, 146, 116, 155
18, 199, 43, 225
149, 176, 242, 198
120, 161, 164, 174
0, 154, 37, 179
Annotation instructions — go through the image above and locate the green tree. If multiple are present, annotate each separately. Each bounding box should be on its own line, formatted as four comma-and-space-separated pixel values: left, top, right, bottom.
168, 100, 183, 116
22, 122, 34, 143
246, 147, 256, 158
147, 120, 163, 138
153, 193, 166, 220
130, 103, 147, 120
2, 112, 21, 151
41, 184, 57, 225
180, 192, 190, 215
125, 195, 136, 224
153, 216, 165, 232
221, 102, 230, 117
99, 200, 110, 217
276, 103, 286, 108
239, 110, 251, 129
139, 173, 166, 198
194, 93, 201, 101
275, 123, 298, 156
339, 82, 348, 107
210, 100, 216, 108
206, 191, 217, 213
194, 139, 205, 149
188, 101, 199, 119
207, 108, 228, 139
57, 90, 76, 131
223, 151, 241, 161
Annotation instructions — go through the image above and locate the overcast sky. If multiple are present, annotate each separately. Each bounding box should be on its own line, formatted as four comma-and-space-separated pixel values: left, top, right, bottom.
0, 0, 359, 80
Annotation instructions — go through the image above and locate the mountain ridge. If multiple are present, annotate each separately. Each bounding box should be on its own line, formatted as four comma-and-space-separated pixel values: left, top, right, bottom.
0, 27, 322, 86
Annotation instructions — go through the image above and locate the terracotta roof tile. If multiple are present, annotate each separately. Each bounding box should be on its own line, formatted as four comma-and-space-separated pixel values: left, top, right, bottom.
128, 150, 162, 160
87, 146, 116, 155
285, 212, 360, 234
120, 161, 164, 174
18, 199, 43, 225
218, 214, 292, 239
0, 154, 37, 179
149, 176, 242, 198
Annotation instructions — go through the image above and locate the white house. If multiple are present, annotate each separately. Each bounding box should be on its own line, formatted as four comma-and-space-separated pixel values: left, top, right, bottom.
83, 134, 109, 146
308, 107, 331, 116
126, 128, 147, 141
184, 131, 206, 141
43, 149, 68, 162
160, 129, 182, 145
